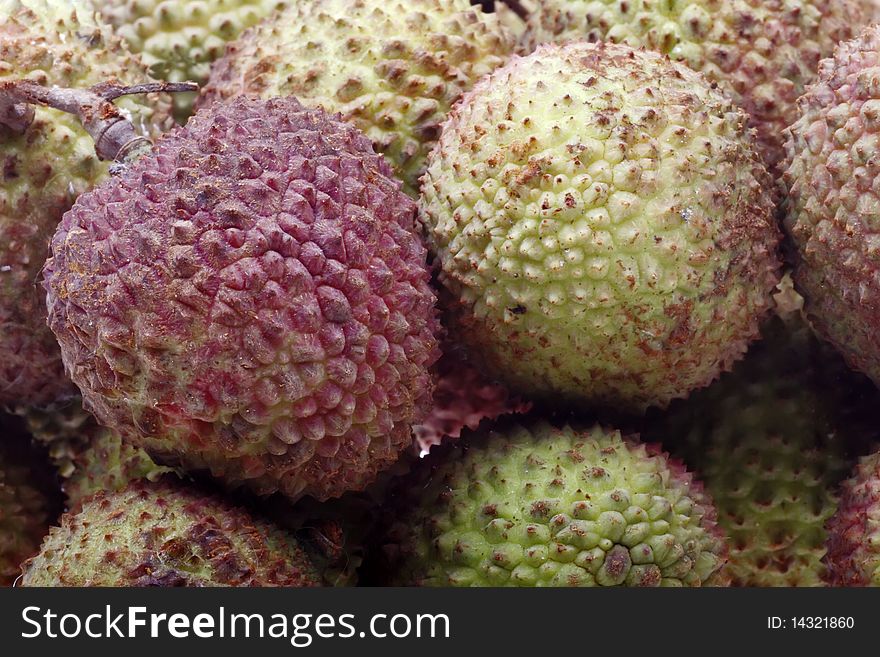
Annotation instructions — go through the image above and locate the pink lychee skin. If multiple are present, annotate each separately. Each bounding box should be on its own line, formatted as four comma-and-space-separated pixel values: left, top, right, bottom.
413, 341, 531, 452
783, 25, 880, 385
43, 96, 440, 502
824, 451, 880, 586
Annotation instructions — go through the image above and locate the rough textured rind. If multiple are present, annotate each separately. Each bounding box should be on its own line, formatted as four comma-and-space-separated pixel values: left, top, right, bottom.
653, 318, 852, 586
782, 25, 880, 387
96, 0, 288, 119
20, 478, 322, 586
384, 421, 728, 587
198, 0, 516, 194
0, 419, 60, 586
15, 397, 178, 510
0, 0, 173, 409
413, 340, 532, 452
44, 96, 439, 502
824, 451, 880, 586
64, 428, 177, 511
420, 42, 781, 412
521, 0, 866, 171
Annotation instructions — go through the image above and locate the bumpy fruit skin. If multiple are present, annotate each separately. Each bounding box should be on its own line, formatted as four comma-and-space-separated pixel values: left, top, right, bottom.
413, 341, 531, 451
824, 452, 880, 586
198, 0, 516, 194
15, 397, 177, 510
20, 478, 322, 586
655, 318, 851, 586
64, 428, 176, 511
0, 421, 60, 586
421, 42, 781, 412
44, 96, 439, 502
0, 0, 173, 409
783, 25, 880, 387
385, 421, 728, 586
96, 0, 288, 119
522, 0, 866, 171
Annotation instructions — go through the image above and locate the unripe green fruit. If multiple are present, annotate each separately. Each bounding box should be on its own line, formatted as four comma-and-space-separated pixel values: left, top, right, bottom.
198, 0, 516, 194
384, 421, 728, 587
21, 478, 322, 587
96, 0, 288, 119
421, 41, 781, 411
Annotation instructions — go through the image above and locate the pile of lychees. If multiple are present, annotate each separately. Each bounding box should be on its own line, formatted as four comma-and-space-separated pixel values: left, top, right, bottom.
2, 0, 880, 588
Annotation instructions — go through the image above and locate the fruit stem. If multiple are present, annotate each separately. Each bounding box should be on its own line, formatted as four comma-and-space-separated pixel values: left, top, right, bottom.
0, 80, 198, 164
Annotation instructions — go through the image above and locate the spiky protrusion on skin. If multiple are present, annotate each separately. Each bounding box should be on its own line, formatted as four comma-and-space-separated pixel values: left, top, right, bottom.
0, 419, 60, 586
44, 96, 440, 502
413, 340, 532, 452
198, 0, 517, 194
96, 0, 289, 119
384, 421, 728, 587
63, 428, 177, 512
783, 25, 880, 388
521, 0, 867, 172
653, 318, 853, 586
20, 478, 322, 586
0, 0, 174, 409
420, 42, 781, 412
825, 451, 880, 586
14, 396, 177, 510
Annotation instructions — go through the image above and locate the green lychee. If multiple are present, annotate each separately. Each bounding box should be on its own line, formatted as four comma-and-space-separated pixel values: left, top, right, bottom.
420, 41, 781, 412
95, 0, 288, 119
63, 428, 177, 511
14, 398, 179, 512
383, 420, 728, 586
198, 0, 517, 194
521, 0, 867, 171
653, 318, 855, 586
20, 477, 322, 586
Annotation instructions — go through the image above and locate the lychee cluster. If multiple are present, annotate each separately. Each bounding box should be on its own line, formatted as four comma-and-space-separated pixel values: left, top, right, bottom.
521, 0, 867, 170
198, 0, 517, 193
4, 0, 880, 591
